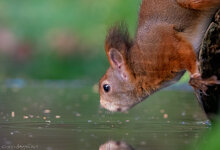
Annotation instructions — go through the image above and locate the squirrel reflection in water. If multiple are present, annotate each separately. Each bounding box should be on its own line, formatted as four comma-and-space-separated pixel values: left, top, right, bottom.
99, 141, 135, 150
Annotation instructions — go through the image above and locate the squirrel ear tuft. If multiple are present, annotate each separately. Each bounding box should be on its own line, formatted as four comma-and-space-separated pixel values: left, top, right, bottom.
105, 22, 132, 55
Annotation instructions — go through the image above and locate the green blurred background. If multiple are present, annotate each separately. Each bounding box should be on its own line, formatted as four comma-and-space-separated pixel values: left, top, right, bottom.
0, 0, 141, 80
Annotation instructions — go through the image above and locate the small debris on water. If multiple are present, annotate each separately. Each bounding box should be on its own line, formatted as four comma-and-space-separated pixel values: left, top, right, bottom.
43, 117, 47, 120
11, 111, 15, 118
55, 115, 61, 119
160, 109, 165, 113
75, 113, 81, 117
28, 134, 33, 138
125, 120, 130, 123
44, 109, 51, 114
46, 120, 51, 123
29, 115, 34, 118
23, 116, 29, 119
163, 114, 168, 119
88, 120, 92, 123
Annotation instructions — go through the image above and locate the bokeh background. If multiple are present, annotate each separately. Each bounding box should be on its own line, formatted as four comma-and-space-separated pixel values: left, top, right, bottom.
0, 0, 141, 80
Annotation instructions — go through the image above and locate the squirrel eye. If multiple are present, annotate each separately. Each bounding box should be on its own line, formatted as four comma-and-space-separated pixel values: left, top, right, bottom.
103, 84, 110, 93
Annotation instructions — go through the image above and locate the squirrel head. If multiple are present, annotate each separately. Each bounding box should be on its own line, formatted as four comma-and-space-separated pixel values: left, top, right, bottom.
99, 24, 146, 112
99, 24, 185, 112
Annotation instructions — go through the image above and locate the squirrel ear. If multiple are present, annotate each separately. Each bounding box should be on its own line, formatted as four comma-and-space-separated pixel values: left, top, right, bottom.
108, 48, 129, 81
108, 48, 124, 69
105, 23, 132, 68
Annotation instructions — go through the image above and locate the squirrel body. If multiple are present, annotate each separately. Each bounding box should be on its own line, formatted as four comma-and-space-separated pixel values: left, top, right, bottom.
99, 0, 220, 112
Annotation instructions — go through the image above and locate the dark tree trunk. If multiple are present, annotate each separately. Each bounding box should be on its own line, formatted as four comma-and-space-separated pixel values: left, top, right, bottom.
197, 9, 220, 121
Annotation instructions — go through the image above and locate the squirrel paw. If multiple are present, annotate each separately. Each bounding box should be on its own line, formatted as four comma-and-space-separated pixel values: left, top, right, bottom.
189, 74, 220, 95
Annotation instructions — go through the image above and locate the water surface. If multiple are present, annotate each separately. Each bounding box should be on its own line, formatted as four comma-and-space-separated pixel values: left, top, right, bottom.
0, 80, 209, 150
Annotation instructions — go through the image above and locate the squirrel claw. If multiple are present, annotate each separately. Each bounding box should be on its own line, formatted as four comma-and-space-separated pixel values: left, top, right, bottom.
189, 74, 220, 95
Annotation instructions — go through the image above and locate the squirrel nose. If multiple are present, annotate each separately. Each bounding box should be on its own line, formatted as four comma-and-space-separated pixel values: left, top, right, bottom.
117, 108, 122, 112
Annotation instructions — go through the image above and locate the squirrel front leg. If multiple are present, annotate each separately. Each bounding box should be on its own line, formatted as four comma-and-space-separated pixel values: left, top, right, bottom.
177, 35, 220, 94
176, 0, 220, 10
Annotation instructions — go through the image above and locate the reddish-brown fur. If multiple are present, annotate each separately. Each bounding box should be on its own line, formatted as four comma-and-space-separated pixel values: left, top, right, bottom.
99, 0, 220, 112
177, 0, 220, 10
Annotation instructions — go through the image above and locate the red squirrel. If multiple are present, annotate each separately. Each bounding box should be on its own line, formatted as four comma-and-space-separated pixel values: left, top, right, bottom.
99, 0, 220, 112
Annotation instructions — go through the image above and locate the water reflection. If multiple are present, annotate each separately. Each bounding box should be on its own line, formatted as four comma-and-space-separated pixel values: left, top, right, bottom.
100, 141, 135, 150
0, 81, 209, 150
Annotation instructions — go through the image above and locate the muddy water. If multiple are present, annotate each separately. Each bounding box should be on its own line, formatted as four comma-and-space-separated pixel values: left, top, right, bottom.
0, 80, 209, 150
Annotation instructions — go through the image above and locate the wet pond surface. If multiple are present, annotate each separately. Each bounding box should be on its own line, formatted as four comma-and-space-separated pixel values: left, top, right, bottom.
0, 79, 210, 150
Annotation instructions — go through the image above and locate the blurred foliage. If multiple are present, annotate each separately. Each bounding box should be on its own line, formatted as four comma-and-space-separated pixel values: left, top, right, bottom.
0, 0, 141, 80
193, 120, 220, 150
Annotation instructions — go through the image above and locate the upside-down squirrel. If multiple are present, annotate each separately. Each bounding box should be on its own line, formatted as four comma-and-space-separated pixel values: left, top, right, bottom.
99, 0, 220, 112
